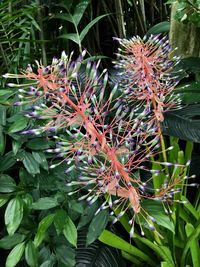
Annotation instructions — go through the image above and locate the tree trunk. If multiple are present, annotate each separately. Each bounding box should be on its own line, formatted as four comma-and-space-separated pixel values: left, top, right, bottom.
169, 3, 200, 57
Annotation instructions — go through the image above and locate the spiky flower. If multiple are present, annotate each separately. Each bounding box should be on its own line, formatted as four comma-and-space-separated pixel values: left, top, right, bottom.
114, 35, 181, 123
4, 41, 190, 237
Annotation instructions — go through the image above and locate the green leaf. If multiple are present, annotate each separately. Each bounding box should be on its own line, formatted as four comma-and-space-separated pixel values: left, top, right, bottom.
32, 152, 48, 171
0, 125, 5, 155
140, 200, 175, 233
63, 216, 77, 247
34, 214, 55, 247
99, 230, 155, 265
73, 0, 89, 26
5, 197, 24, 235
0, 151, 16, 172
8, 115, 29, 133
52, 13, 73, 23
56, 245, 75, 267
0, 233, 26, 249
58, 33, 80, 45
0, 106, 6, 125
146, 21, 170, 35
175, 82, 200, 104
23, 152, 40, 175
54, 209, 67, 235
5, 242, 25, 267
185, 223, 200, 267
86, 209, 109, 245
26, 138, 52, 150
0, 195, 9, 208
80, 14, 108, 42
78, 201, 98, 229
31, 197, 59, 210
162, 105, 200, 143
0, 174, 16, 193
25, 240, 38, 267
177, 57, 200, 73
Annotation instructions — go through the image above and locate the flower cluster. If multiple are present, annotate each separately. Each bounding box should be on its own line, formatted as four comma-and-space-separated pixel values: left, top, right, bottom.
4, 35, 191, 237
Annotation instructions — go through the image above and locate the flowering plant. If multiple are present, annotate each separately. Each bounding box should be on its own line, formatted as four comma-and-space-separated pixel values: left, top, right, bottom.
2, 34, 197, 266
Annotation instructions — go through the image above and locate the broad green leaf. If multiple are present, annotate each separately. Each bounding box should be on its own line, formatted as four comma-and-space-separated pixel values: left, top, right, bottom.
73, 0, 89, 26
140, 200, 175, 233
177, 57, 200, 73
5, 197, 24, 235
163, 105, 200, 143
181, 222, 200, 267
0, 106, 6, 125
161, 262, 170, 267
63, 216, 77, 247
8, 115, 29, 133
0, 174, 16, 193
58, 33, 80, 45
25, 240, 38, 267
86, 209, 109, 245
31, 197, 59, 210
52, 13, 73, 23
99, 230, 155, 265
0, 195, 9, 208
12, 140, 23, 155
32, 152, 48, 171
185, 223, 200, 267
80, 14, 108, 42
56, 245, 75, 267
181, 196, 199, 220
6, 242, 25, 267
23, 152, 40, 175
0, 233, 26, 249
0, 151, 16, 172
34, 214, 55, 247
26, 138, 52, 150
54, 209, 67, 235
175, 82, 200, 104
78, 201, 98, 229
0, 125, 5, 155
146, 21, 170, 35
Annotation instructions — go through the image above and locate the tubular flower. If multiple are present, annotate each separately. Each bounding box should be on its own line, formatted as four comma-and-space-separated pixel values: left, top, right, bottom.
114, 35, 181, 123
5, 45, 191, 237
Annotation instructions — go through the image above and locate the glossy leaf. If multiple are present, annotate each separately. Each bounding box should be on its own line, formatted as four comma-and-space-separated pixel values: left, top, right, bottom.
5, 197, 24, 235
32, 152, 48, 171
56, 245, 75, 267
86, 209, 109, 245
185, 223, 200, 267
0, 233, 26, 249
146, 21, 170, 35
163, 105, 200, 143
54, 209, 67, 235
5, 242, 25, 267
73, 0, 89, 26
78, 201, 98, 229
0, 174, 16, 193
58, 33, 80, 45
99, 230, 155, 265
26, 138, 52, 150
25, 240, 38, 267
22, 152, 40, 175
0, 151, 16, 172
8, 115, 29, 133
31, 197, 59, 210
34, 214, 55, 247
140, 200, 175, 233
80, 14, 108, 42
0, 195, 9, 208
63, 216, 77, 247
0, 125, 5, 155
